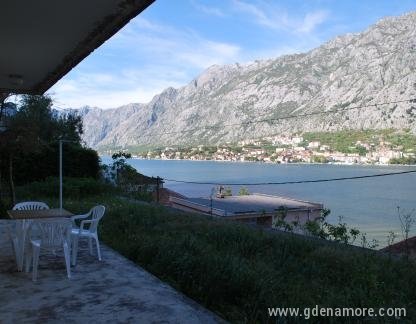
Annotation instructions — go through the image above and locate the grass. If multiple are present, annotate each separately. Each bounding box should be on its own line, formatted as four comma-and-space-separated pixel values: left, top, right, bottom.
8, 180, 416, 323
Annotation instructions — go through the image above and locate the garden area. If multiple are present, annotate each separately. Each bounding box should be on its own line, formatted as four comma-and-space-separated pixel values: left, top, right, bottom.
4, 178, 414, 322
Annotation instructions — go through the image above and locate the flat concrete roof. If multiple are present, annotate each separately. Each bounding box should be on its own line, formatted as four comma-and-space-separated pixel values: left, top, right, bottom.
188, 194, 322, 215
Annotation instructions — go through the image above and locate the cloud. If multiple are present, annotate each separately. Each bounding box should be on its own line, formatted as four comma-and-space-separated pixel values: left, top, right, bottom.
232, 0, 285, 30
48, 5, 327, 109
177, 39, 241, 69
296, 10, 329, 33
232, 0, 328, 34
50, 86, 149, 109
121, 17, 241, 68
49, 66, 188, 109
49, 17, 241, 109
190, 0, 226, 17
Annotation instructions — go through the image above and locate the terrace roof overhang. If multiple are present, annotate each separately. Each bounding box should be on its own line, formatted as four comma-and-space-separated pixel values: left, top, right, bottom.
0, 0, 155, 96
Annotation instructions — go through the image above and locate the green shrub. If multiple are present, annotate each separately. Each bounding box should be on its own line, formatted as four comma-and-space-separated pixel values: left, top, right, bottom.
238, 186, 250, 195
130, 191, 153, 202
224, 187, 233, 196
15, 177, 117, 202
390, 156, 416, 165
312, 155, 328, 163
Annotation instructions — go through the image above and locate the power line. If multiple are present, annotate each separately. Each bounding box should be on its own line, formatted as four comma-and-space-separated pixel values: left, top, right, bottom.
163, 169, 416, 186
132, 97, 415, 140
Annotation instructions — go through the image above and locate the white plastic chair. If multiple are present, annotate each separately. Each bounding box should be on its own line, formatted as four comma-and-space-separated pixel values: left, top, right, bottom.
26, 218, 72, 282
71, 205, 105, 266
11, 201, 50, 271
13, 201, 50, 211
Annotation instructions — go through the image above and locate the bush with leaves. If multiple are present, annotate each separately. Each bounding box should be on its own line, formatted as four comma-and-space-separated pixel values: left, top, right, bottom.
360, 233, 379, 249
103, 151, 158, 202
397, 206, 416, 258
223, 187, 232, 196
280, 208, 363, 245
273, 206, 296, 232
238, 186, 250, 196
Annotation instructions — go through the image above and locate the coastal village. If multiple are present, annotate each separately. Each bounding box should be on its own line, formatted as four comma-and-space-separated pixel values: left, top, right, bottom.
132, 133, 416, 165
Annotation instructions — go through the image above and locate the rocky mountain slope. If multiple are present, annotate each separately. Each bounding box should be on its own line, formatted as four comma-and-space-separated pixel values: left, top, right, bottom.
75, 12, 416, 150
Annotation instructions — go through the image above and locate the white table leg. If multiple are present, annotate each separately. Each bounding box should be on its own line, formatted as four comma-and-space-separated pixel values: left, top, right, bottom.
15, 219, 31, 272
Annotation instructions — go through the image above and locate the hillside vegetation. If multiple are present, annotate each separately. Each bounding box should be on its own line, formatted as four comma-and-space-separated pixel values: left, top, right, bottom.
303, 129, 416, 154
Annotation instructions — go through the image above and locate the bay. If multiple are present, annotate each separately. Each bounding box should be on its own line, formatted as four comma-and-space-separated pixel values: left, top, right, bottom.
102, 157, 416, 246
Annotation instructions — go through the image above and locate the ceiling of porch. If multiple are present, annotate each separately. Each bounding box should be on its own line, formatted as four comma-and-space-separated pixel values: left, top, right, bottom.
0, 0, 154, 95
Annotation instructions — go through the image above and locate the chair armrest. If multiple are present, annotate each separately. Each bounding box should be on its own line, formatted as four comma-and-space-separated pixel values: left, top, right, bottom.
31, 239, 41, 248
80, 220, 93, 231
71, 214, 89, 221
71, 213, 89, 226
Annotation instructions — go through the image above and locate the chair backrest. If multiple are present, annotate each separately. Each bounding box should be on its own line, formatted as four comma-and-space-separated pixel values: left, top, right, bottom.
33, 218, 72, 249
88, 205, 106, 233
13, 201, 49, 211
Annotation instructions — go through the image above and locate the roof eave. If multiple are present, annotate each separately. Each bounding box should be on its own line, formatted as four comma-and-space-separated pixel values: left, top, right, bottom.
28, 0, 155, 95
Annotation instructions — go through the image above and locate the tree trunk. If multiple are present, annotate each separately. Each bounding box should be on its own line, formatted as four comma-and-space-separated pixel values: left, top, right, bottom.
8, 154, 15, 206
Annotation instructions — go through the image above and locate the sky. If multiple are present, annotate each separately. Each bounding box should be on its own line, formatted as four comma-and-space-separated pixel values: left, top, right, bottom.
48, 0, 416, 109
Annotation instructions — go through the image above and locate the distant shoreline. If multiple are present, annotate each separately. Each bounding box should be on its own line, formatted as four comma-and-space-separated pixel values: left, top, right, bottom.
123, 156, 416, 167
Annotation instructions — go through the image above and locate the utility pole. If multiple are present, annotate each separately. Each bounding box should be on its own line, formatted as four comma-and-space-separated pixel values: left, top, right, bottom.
59, 139, 63, 209
59, 138, 76, 209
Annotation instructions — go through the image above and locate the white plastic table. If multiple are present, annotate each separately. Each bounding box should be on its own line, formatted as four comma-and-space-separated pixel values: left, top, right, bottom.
7, 208, 73, 271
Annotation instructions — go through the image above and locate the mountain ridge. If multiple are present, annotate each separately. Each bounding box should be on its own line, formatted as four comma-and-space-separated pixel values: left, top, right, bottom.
71, 11, 416, 150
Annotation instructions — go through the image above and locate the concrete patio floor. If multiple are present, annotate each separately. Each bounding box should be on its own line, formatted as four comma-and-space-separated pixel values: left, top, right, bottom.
0, 220, 223, 323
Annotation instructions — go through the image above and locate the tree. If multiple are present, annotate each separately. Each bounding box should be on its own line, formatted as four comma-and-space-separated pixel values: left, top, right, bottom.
238, 187, 250, 195
397, 206, 415, 258
0, 98, 33, 204
312, 155, 328, 163
111, 152, 132, 174
0, 95, 99, 206
303, 209, 361, 244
